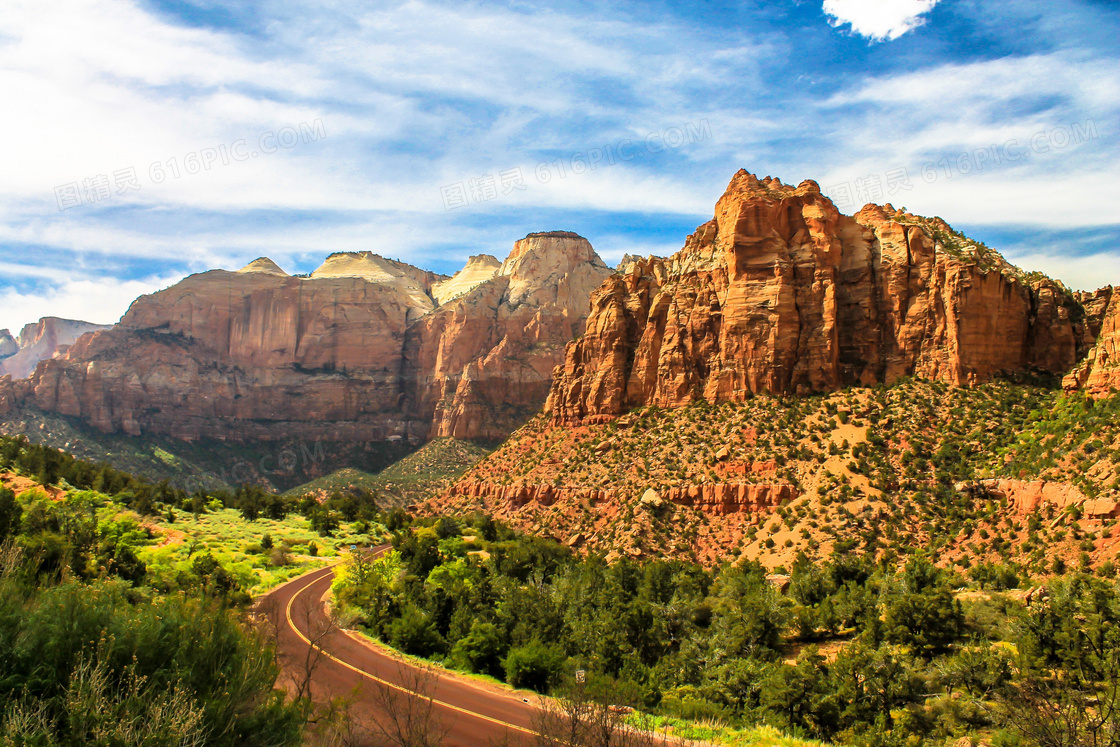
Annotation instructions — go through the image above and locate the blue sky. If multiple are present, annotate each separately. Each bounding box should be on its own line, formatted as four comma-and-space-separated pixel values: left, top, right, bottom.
1, 0, 1117, 333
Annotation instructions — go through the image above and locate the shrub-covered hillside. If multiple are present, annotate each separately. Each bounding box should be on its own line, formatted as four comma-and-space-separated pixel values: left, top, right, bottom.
432, 380, 1120, 572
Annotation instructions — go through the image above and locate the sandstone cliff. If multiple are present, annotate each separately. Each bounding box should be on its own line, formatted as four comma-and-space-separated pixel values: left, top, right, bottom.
405, 232, 612, 440
432, 255, 501, 304
547, 170, 1098, 424
0, 318, 111, 380
1064, 286, 1119, 398
10, 239, 610, 442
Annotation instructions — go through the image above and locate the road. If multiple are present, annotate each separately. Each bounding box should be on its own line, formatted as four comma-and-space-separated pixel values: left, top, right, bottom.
265, 551, 541, 746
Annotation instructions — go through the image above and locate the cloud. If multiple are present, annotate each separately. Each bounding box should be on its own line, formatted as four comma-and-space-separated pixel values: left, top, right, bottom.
822, 0, 940, 41
0, 271, 185, 334
999, 251, 1120, 293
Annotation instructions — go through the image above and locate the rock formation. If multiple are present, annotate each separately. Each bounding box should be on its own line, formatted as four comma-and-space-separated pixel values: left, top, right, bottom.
432, 255, 501, 304
405, 232, 612, 440
0, 331, 17, 360
9, 237, 610, 442
547, 170, 1101, 424
1064, 287, 1120, 398
0, 318, 111, 380
444, 479, 793, 515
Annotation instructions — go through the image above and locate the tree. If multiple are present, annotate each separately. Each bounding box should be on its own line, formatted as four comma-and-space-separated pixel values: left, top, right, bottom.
451, 621, 505, 679
504, 640, 566, 693
388, 607, 445, 658
884, 557, 963, 656
0, 488, 20, 542
533, 675, 690, 747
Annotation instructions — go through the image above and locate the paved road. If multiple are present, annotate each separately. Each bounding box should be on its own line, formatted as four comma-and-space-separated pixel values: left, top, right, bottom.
265, 551, 540, 746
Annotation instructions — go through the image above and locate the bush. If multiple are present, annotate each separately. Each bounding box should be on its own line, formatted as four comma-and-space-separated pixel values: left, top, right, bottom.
388, 607, 445, 658
504, 640, 566, 693
451, 621, 506, 679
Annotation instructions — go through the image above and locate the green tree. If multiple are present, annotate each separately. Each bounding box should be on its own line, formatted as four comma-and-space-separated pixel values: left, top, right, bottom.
504, 640, 566, 693
0, 487, 20, 542
451, 621, 506, 678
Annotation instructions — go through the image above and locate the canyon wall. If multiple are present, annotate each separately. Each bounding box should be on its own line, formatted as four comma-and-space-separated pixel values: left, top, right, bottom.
1064, 287, 1120, 398
547, 170, 1099, 424
0, 318, 111, 380
4, 235, 610, 442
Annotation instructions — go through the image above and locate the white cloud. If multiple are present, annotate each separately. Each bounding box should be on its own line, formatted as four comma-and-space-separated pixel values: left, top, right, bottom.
823, 0, 940, 41
1000, 252, 1120, 293
0, 272, 185, 334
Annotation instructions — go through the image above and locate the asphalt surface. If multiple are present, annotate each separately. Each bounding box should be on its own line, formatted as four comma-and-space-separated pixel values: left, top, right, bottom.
265, 550, 540, 746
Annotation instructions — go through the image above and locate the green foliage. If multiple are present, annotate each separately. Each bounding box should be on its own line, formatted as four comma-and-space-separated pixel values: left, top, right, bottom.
451, 620, 505, 678
0, 549, 302, 746
504, 640, 566, 692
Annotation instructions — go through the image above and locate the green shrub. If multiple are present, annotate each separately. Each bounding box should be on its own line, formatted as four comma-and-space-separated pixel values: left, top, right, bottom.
504, 640, 565, 693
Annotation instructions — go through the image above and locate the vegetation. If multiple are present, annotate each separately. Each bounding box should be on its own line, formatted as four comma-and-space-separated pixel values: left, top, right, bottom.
0, 435, 404, 744
0, 403, 417, 493
450, 380, 1120, 572
285, 437, 493, 508
335, 516, 1120, 747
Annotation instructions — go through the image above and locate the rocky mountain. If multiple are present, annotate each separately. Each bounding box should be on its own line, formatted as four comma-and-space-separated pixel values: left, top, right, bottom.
0, 235, 610, 444
1064, 286, 1119, 398
0, 331, 17, 360
404, 232, 612, 440
431, 378, 1120, 569
0, 317, 111, 380
428, 169, 1118, 567
547, 171, 1096, 424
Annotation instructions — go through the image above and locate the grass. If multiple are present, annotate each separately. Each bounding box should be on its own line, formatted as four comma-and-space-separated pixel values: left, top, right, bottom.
139, 507, 385, 596
639, 717, 828, 747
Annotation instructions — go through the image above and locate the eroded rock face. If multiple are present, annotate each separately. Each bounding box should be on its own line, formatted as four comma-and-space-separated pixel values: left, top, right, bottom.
547, 170, 1100, 424
16, 239, 610, 442
0, 318, 111, 380
444, 479, 793, 515
405, 232, 612, 440
1064, 287, 1120, 398
432, 255, 501, 304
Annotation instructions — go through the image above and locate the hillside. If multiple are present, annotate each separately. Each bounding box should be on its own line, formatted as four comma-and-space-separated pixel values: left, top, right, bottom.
285, 437, 493, 506
431, 378, 1120, 571
0, 403, 414, 493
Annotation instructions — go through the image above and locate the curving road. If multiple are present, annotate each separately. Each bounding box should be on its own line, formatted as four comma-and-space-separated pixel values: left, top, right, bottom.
265, 550, 540, 746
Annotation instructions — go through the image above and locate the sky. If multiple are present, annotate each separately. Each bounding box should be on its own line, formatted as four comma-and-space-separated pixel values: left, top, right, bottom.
0, 0, 1118, 334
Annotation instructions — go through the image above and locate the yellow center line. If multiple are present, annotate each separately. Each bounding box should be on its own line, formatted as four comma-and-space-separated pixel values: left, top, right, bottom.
284, 565, 541, 738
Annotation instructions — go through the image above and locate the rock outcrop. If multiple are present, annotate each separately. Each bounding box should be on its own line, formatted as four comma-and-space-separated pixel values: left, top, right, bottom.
961, 478, 1120, 520
0, 331, 17, 360
1064, 287, 1120, 398
405, 232, 612, 440
444, 478, 793, 515
432, 255, 501, 304
547, 171, 1100, 423
0, 318, 111, 380
13, 238, 610, 442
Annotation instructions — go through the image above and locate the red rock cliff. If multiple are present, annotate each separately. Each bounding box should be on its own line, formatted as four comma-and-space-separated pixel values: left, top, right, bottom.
546, 170, 1099, 423
405, 232, 612, 440
14, 238, 610, 442
1064, 287, 1119, 398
